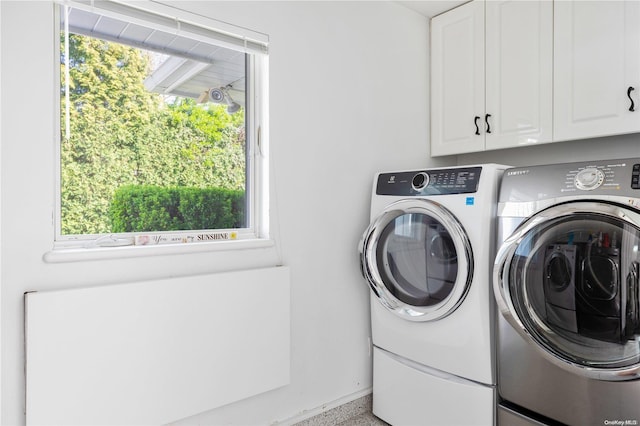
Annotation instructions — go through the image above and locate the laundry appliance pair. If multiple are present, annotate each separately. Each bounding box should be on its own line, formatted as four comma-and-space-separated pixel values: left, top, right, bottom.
359, 163, 508, 425
360, 159, 640, 426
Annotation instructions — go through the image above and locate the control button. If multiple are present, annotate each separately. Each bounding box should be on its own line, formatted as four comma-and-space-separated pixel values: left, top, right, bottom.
411, 172, 430, 191
574, 167, 605, 191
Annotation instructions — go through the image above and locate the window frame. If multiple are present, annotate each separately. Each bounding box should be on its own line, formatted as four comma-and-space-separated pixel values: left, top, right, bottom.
51, 0, 270, 253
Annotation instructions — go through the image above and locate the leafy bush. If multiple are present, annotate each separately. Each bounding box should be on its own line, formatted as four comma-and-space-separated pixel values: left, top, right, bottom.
110, 185, 245, 232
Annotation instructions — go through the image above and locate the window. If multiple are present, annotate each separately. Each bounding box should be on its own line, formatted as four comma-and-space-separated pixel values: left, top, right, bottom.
55, 1, 268, 249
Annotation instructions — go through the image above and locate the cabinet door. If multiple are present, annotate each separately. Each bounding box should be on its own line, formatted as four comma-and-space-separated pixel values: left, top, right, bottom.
485, 0, 553, 150
554, 0, 640, 141
431, 0, 484, 156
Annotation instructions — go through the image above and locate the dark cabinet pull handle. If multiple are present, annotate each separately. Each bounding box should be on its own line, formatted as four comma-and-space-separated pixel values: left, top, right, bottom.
474, 116, 480, 135
628, 86, 636, 112
485, 114, 492, 134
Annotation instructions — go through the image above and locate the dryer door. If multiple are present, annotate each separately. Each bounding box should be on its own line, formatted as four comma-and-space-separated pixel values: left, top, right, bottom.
359, 198, 473, 321
494, 201, 640, 380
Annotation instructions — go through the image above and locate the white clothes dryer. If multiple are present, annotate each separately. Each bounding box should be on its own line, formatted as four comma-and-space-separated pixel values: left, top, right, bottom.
359, 164, 508, 426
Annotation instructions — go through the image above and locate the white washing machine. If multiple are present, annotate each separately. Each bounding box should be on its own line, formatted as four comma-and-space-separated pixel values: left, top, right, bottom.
359, 164, 508, 425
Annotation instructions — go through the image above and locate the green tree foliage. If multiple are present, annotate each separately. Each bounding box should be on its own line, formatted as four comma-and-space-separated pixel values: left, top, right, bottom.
60, 34, 245, 235
109, 185, 244, 232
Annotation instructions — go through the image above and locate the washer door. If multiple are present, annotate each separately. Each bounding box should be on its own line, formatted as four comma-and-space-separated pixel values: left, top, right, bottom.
494, 201, 640, 380
359, 198, 473, 321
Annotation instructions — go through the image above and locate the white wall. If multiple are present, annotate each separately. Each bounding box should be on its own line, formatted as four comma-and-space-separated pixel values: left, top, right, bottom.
458, 132, 640, 168
1, 1, 438, 424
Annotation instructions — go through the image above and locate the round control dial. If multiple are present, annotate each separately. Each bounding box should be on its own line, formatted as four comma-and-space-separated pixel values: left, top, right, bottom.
411, 172, 430, 191
574, 168, 605, 191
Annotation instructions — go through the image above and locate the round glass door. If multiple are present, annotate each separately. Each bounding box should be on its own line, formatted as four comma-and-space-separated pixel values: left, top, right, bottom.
360, 199, 473, 321
494, 201, 640, 380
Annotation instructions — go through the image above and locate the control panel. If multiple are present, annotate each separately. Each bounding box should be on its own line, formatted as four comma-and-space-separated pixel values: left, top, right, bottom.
563, 162, 640, 193
500, 159, 640, 203
376, 167, 481, 196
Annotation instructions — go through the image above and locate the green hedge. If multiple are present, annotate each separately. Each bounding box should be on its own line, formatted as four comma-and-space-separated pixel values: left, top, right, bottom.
109, 185, 245, 232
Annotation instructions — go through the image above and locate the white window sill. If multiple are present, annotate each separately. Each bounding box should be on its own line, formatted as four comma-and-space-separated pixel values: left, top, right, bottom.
43, 238, 276, 263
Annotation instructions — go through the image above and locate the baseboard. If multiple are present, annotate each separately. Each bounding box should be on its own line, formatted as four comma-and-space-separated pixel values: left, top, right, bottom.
282, 389, 373, 425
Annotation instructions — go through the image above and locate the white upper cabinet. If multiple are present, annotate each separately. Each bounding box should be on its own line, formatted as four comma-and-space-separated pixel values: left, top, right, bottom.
431, 0, 485, 156
431, 0, 553, 156
554, 0, 640, 141
485, 0, 553, 151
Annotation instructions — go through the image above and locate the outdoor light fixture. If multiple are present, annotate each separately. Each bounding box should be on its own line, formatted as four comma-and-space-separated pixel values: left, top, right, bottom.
225, 95, 241, 114
198, 86, 242, 114
208, 87, 226, 103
